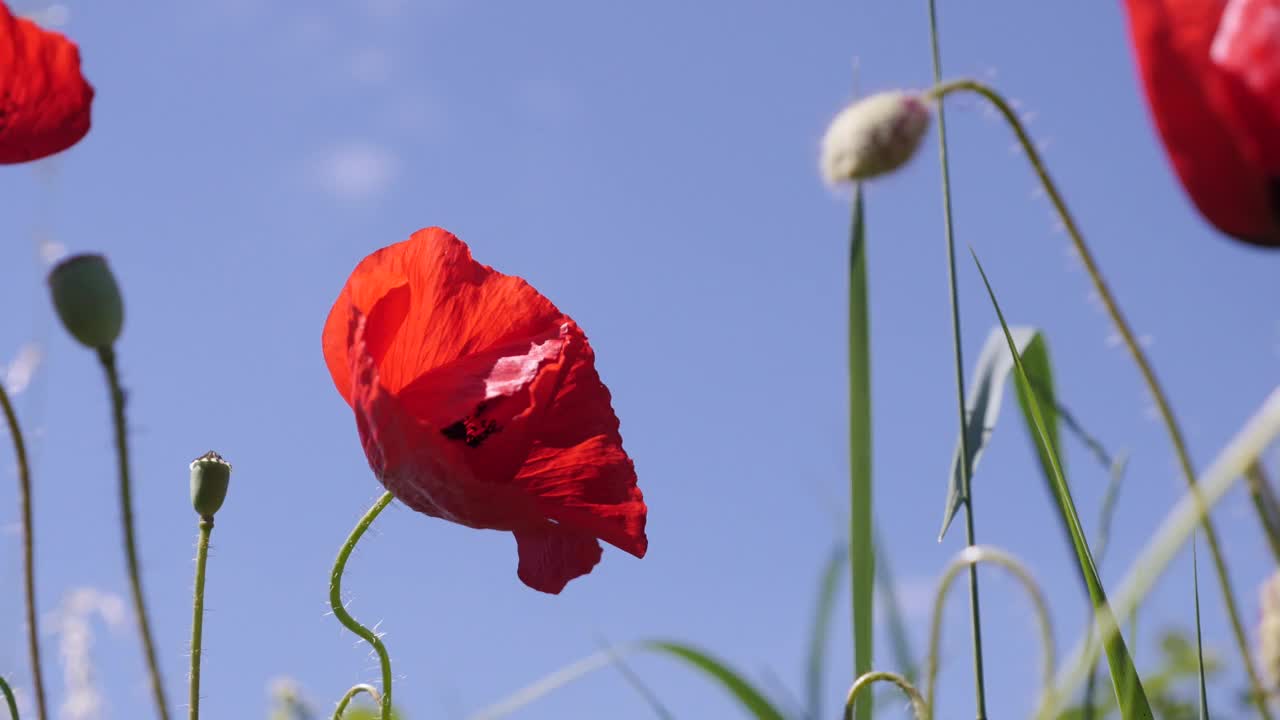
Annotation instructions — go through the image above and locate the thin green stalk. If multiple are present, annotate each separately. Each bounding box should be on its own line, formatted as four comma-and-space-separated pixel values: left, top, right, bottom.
1245, 462, 1280, 564
1, 675, 18, 720
188, 517, 213, 720
925, 5, 987, 718
925, 77, 1272, 719
0, 384, 46, 720
330, 491, 395, 720
333, 684, 381, 720
847, 186, 875, 720
96, 347, 169, 720
843, 672, 927, 720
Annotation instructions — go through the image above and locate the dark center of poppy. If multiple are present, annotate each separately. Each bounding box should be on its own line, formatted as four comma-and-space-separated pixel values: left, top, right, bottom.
441, 412, 501, 448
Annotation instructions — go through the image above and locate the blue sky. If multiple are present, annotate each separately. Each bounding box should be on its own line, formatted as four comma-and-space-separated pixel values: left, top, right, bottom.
1, 1, 1278, 718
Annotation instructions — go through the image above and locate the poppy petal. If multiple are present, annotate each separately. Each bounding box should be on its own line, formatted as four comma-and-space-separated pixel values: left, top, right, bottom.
0, 2, 93, 164
514, 328, 647, 558
1210, 0, 1280, 168
323, 227, 563, 404
1123, 0, 1280, 246
514, 524, 603, 594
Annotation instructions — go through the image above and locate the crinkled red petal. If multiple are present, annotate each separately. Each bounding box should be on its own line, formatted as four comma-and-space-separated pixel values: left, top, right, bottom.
0, 3, 93, 164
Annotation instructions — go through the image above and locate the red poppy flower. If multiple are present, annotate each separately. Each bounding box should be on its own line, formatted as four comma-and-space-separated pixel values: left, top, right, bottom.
322, 228, 647, 593
0, 1, 93, 164
1123, 0, 1280, 248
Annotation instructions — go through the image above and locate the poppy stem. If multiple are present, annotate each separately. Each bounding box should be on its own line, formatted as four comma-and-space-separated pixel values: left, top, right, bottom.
1, 675, 18, 720
332, 684, 381, 720
329, 490, 396, 720
97, 347, 171, 720
0, 382, 47, 720
925, 4, 988, 718
188, 516, 213, 720
925, 77, 1275, 720
843, 671, 928, 720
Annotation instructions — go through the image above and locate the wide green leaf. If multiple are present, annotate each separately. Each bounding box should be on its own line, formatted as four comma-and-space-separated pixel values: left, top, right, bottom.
970, 249, 1152, 719
847, 185, 875, 720
937, 325, 1045, 540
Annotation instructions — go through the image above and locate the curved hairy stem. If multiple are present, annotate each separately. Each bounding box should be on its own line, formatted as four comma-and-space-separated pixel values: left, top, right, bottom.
188, 517, 213, 720
97, 347, 169, 720
925, 546, 1055, 720
925, 6, 987, 718
1, 674, 19, 720
925, 77, 1272, 718
330, 491, 395, 720
0, 384, 46, 720
843, 671, 927, 720
333, 684, 382, 720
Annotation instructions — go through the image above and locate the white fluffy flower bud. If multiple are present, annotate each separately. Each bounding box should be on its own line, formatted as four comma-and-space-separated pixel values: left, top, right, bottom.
820, 91, 932, 183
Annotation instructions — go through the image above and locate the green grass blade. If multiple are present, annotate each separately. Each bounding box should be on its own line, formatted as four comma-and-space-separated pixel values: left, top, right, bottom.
1192, 542, 1209, 720
648, 642, 787, 720
875, 529, 920, 684
468, 641, 786, 720
937, 326, 1044, 540
806, 543, 847, 720
969, 248, 1152, 719
847, 185, 875, 720
1012, 334, 1063, 491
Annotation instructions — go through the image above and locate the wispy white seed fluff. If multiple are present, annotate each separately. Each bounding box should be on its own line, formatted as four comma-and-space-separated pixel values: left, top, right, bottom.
820, 91, 932, 184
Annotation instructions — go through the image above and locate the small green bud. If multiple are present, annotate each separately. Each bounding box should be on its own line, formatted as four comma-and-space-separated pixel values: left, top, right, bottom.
190, 450, 231, 517
47, 253, 124, 349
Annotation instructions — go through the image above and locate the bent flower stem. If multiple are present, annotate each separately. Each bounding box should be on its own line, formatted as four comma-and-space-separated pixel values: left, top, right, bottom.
330, 491, 396, 720
925, 545, 1055, 720
843, 671, 927, 720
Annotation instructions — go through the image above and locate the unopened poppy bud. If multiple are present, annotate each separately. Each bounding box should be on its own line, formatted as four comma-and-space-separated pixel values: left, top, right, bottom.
820, 91, 932, 183
47, 254, 124, 349
190, 451, 231, 518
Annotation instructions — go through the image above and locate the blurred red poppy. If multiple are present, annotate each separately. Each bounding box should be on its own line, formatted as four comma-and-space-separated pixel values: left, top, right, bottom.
1123, 0, 1280, 248
0, 2, 93, 164
323, 228, 647, 593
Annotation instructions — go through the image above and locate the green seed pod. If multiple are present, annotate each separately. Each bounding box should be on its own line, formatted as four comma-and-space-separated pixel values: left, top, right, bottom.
47, 254, 124, 349
190, 451, 231, 518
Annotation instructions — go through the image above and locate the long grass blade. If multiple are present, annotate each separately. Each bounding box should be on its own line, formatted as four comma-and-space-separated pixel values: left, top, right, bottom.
806, 543, 847, 720
876, 529, 920, 684
969, 248, 1151, 719
1192, 540, 1209, 720
847, 185, 875, 720
468, 641, 786, 720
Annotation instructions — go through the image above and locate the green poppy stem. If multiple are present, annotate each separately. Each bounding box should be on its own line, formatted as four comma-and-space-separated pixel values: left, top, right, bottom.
333, 684, 381, 720
330, 491, 396, 720
0, 383, 46, 720
96, 346, 170, 720
925, 77, 1273, 720
188, 516, 213, 720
